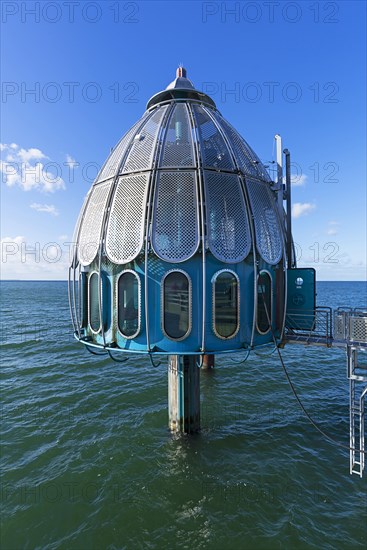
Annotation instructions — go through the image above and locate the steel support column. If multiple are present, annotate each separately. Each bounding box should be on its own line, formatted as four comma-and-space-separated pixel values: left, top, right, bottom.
168, 355, 200, 433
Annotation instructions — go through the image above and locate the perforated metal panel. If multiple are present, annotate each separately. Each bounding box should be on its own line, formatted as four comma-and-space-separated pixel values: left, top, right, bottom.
204, 171, 251, 263
70, 194, 88, 266
96, 113, 150, 183
334, 311, 347, 340
105, 173, 149, 264
246, 177, 283, 265
152, 171, 199, 262
193, 105, 235, 171
159, 104, 195, 168
214, 112, 271, 181
121, 106, 168, 173
350, 316, 367, 343
78, 181, 111, 266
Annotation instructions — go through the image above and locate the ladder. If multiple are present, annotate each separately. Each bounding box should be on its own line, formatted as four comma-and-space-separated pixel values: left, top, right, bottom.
347, 346, 367, 477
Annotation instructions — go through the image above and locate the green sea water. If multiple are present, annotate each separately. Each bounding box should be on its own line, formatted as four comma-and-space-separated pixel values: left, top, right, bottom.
1, 281, 366, 549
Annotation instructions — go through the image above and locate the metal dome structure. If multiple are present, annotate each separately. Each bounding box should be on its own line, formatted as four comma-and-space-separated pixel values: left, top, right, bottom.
69, 67, 367, 471
69, 67, 288, 358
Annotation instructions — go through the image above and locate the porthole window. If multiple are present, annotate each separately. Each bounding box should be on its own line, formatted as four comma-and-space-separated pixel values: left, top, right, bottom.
117, 271, 140, 338
88, 272, 101, 333
256, 271, 272, 334
163, 270, 191, 340
212, 270, 239, 339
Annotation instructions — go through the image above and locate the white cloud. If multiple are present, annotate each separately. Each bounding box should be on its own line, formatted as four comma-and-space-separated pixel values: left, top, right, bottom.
65, 154, 78, 169
327, 221, 340, 236
292, 173, 307, 186
283, 173, 307, 186
30, 203, 59, 216
1, 235, 26, 248
292, 202, 316, 219
1, 143, 65, 193
1, 235, 71, 280
17, 148, 47, 163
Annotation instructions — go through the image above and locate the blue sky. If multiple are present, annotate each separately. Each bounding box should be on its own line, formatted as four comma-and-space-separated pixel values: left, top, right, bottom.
1, 0, 366, 280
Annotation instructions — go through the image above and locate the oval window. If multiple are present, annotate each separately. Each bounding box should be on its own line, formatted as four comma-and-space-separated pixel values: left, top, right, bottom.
79, 272, 88, 328
257, 271, 272, 334
117, 271, 140, 338
163, 271, 191, 340
213, 271, 239, 339
88, 272, 101, 333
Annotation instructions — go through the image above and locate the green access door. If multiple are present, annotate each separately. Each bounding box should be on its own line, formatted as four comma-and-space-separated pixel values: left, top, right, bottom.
286, 268, 316, 330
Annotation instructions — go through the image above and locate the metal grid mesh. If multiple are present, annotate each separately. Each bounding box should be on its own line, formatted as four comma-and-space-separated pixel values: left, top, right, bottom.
246, 177, 283, 265
193, 105, 235, 171
152, 171, 199, 262
213, 111, 271, 181
78, 181, 111, 266
96, 113, 150, 183
350, 316, 367, 343
122, 106, 168, 173
204, 171, 251, 263
159, 104, 195, 168
105, 173, 149, 264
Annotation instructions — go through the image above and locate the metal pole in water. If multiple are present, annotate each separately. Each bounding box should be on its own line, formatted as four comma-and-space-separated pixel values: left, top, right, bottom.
168, 355, 200, 433
202, 354, 215, 369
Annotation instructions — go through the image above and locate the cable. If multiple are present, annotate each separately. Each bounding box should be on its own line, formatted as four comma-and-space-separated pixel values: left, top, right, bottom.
85, 343, 107, 357
254, 346, 277, 357
228, 349, 251, 364
259, 292, 367, 455
148, 353, 161, 368
107, 349, 129, 363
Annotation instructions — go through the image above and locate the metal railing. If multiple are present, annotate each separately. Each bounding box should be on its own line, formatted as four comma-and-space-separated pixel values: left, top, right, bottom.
285, 307, 333, 346
284, 307, 367, 348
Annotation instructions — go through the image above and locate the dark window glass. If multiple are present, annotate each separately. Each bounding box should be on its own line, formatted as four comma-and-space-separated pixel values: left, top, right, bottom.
79, 272, 88, 328
257, 272, 272, 334
118, 272, 140, 338
163, 271, 190, 339
214, 271, 239, 338
89, 272, 101, 332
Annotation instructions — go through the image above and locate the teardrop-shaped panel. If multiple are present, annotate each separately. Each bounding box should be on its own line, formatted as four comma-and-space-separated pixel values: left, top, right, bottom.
246, 177, 283, 264
105, 173, 150, 264
121, 106, 168, 173
204, 171, 251, 263
192, 105, 235, 171
214, 112, 271, 181
96, 112, 151, 183
159, 104, 195, 168
70, 194, 88, 267
152, 171, 199, 262
78, 180, 111, 266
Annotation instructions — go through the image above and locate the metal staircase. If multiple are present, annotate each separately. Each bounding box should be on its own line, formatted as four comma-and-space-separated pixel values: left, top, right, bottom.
284, 307, 367, 477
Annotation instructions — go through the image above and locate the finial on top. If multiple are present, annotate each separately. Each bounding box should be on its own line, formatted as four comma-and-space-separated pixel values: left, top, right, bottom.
176, 66, 187, 78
